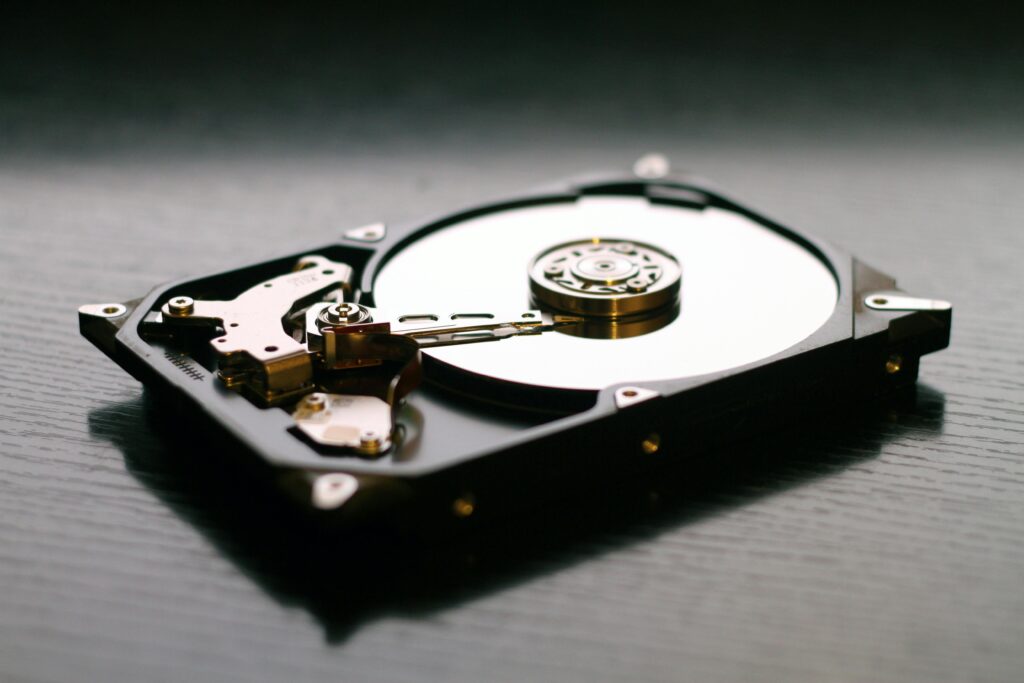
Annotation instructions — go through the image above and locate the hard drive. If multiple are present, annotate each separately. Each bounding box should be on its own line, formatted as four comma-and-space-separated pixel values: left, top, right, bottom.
79, 158, 952, 531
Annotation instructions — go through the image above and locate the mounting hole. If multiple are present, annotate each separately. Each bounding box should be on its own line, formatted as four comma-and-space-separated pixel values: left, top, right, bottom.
522, 312, 535, 318
229, 323, 239, 327
102, 306, 121, 315
622, 389, 638, 398
216, 338, 227, 343
263, 283, 273, 288
264, 345, 278, 352
323, 269, 334, 275
873, 297, 888, 305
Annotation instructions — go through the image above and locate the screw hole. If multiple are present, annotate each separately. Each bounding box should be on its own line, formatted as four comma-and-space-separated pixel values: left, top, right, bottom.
622, 389, 638, 398
265, 345, 278, 352
102, 306, 120, 315
873, 297, 888, 305
216, 338, 227, 343
229, 323, 238, 327
323, 269, 334, 275
522, 312, 535, 318
263, 283, 273, 288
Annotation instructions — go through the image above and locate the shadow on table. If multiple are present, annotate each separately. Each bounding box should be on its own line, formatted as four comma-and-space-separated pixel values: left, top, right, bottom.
88, 384, 945, 644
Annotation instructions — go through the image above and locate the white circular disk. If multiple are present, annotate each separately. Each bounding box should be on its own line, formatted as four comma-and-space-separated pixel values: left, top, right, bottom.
373, 196, 838, 392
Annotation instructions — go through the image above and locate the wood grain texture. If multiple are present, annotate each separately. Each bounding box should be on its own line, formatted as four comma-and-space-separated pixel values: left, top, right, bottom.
2, 7, 1023, 683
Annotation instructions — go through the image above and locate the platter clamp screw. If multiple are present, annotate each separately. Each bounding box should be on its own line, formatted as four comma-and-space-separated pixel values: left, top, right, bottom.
167, 296, 195, 316
626, 278, 648, 293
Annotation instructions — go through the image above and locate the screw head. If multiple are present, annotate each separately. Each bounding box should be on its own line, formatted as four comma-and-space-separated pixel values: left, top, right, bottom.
626, 278, 648, 293
303, 393, 327, 412
167, 296, 195, 316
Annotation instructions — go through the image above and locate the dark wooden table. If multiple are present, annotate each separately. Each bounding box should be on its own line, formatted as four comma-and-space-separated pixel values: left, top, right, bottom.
2, 7, 1022, 683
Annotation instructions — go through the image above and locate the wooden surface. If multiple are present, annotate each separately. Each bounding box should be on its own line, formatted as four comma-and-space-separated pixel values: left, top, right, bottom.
2, 8, 1023, 683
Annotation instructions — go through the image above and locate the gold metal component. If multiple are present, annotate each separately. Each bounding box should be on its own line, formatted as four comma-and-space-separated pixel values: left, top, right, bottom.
166, 296, 195, 317
886, 354, 903, 374
452, 494, 476, 518
358, 430, 384, 455
641, 433, 661, 454
302, 393, 326, 412
556, 303, 678, 340
528, 238, 681, 318
864, 292, 952, 312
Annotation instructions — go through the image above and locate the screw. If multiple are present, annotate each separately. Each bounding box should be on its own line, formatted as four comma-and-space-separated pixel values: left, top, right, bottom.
626, 278, 648, 293
641, 433, 661, 454
544, 264, 564, 278
885, 354, 903, 375
167, 296, 195, 316
303, 393, 326, 412
358, 430, 383, 453
452, 494, 476, 518
612, 242, 636, 255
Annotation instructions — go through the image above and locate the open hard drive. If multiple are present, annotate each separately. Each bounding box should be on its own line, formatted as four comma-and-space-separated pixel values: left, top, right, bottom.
80, 158, 952, 529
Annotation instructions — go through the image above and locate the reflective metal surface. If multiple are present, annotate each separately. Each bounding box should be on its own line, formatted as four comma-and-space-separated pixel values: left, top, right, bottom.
528, 238, 681, 317
374, 196, 839, 392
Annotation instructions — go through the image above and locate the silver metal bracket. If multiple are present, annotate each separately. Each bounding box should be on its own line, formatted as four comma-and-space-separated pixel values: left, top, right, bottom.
311, 472, 360, 510
864, 292, 952, 312
293, 393, 394, 456
614, 386, 660, 409
343, 222, 386, 243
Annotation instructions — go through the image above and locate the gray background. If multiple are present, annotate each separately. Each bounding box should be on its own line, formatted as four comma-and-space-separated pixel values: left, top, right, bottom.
2, 5, 1022, 682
